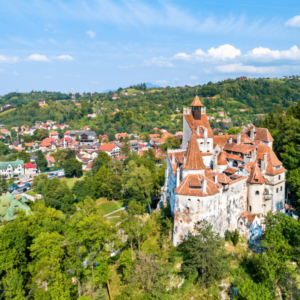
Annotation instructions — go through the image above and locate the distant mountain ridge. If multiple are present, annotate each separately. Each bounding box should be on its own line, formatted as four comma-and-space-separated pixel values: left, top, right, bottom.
102, 82, 160, 93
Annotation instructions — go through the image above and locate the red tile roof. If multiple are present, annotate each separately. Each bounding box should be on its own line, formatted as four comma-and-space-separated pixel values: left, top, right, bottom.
183, 132, 206, 170
99, 143, 117, 152
175, 174, 221, 196
190, 95, 203, 107
24, 162, 37, 169
247, 164, 267, 184
217, 151, 227, 165
45, 156, 55, 163
184, 114, 214, 138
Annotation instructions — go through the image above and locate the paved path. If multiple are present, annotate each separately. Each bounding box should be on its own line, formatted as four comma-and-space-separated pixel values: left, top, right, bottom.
103, 207, 126, 217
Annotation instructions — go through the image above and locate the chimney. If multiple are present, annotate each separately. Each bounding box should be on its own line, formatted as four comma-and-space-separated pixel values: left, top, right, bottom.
214, 175, 218, 184
196, 126, 200, 135
204, 128, 208, 139
229, 137, 232, 144
183, 155, 186, 166
172, 154, 175, 164
237, 133, 241, 145
213, 156, 217, 172
202, 179, 207, 194
250, 126, 255, 140
176, 168, 181, 188
261, 153, 267, 173
251, 150, 256, 162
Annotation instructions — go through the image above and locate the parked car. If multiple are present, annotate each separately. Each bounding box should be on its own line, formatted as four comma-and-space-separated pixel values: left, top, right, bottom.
24, 183, 31, 188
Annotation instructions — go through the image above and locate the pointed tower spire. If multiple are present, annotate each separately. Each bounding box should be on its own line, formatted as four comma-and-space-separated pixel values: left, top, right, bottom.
190, 94, 204, 120
190, 94, 203, 107
183, 131, 206, 170
247, 164, 267, 184
217, 151, 227, 165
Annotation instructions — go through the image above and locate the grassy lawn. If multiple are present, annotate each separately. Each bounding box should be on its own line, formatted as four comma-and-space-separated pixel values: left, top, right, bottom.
98, 201, 123, 215
63, 177, 81, 189
126, 88, 138, 95
26, 190, 37, 197
0, 108, 16, 116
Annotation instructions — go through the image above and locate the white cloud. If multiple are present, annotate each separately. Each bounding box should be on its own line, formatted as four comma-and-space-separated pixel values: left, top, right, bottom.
173, 44, 241, 62
285, 16, 300, 27
27, 54, 50, 62
44, 75, 54, 79
156, 80, 167, 84
91, 81, 98, 84
56, 55, 73, 61
245, 46, 300, 61
0, 55, 18, 63
86, 30, 96, 38
190, 75, 198, 80
207, 44, 241, 60
215, 63, 278, 74
13, 71, 19, 76
143, 56, 173, 67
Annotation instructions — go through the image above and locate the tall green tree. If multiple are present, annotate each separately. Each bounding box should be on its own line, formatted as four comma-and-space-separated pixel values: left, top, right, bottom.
182, 220, 229, 287
35, 150, 48, 171
64, 158, 83, 178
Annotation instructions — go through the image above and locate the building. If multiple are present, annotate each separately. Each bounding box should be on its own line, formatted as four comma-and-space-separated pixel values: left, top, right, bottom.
0, 159, 24, 178
45, 156, 55, 167
64, 131, 97, 145
159, 95, 286, 246
24, 162, 38, 175
98, 143, 120, 157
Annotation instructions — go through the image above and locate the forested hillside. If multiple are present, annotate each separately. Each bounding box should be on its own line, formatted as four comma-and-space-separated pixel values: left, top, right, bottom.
1, 77, 300, 137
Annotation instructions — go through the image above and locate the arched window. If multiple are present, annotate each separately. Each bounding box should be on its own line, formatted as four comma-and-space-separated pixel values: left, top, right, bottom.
233, 160, 238, 167
249, 206, 252, 212
255, 191, 259, 195
188, 199, 191, 206
186, 207, 190, 214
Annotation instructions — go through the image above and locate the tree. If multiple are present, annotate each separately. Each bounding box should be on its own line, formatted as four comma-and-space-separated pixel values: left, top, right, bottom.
0, 176, 8, 194
120, 137, 131, 157
91, 152, 111, 175
72, 177, 96, 201
122, 161, 153, 209
231, 229, 239, 246
35, 150, 48, 171
0, 142, 9, 155
64, 158, 82, 178
42, 178, 74, 213
182, 220, 229, 286
33, 129, 48, 141
159, 136, 181, 150
17, 151, 29, 163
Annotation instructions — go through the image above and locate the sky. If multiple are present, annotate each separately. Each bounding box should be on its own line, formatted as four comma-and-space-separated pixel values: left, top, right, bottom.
1, 0, 300, 94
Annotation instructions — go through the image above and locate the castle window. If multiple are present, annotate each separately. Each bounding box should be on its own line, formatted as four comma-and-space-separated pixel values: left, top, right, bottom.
255, 191, 259, 195
186, 207, 190, 214
278, 175, 281, 180
180, 220, 182, 223
233, 161, 238, 167
280, 186, 283, 192
197, 199, 200, 205
276, 188, 279, 193
249, 206, 252, 212
240, 222, 243, 225
188, 199, 191, 206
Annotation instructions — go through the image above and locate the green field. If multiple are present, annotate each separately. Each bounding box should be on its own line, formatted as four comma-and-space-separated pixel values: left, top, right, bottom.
0, 108, 16, 116
98, 201, 123, 215
63, 177, 81, 189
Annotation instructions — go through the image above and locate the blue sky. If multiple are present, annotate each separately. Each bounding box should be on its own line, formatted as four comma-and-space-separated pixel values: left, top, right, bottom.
1, 0, 300, 94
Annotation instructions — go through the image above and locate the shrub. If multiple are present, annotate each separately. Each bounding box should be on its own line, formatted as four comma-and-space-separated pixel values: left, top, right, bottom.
225, 230, 232, 242
231, 229, 239, 246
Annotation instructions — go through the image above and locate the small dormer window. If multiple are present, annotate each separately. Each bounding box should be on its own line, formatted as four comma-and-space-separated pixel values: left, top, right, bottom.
255, 191, 259, 195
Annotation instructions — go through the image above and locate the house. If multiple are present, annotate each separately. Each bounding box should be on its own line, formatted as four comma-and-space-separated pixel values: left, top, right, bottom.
210, 108, 215, 110
83, 126, 90, 131
45, 156, 56, 167
75, 103, 81, 107
175, 132, 183, 138
218, 111, 225, 117
0, 159, 24, 178
114, 108, 120, 112
132, 93, 136, 96
101, 134, 109, 142
98, 143, 120, 157
60, 137, 73, 148
0, 124, 5, 129
158, 104, 163, 107
10, 141, 22, 149
112, 95, 120, 100
24, 162, 38, 175
115, 132, 130, 140
122, 92, 128, 96
88, 113, 97, 118
39, 137, 57, 151
49, 131, 59, 140
141, 91, 145, 95
0, 129, 10, 136
42, 124, 51, 131
11, 127, 19, 132
65, 131, 98, 145
207, 116, 215, 121
30, 155, 38, 163
239, 109, 249, 112
39, 100, 46, 105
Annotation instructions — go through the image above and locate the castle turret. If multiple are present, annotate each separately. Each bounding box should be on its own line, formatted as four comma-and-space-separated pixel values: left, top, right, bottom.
247, 164, 266, 214
190, 95, 205, 120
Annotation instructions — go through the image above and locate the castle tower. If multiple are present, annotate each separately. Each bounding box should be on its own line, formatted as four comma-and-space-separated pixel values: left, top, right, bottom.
182, 131, 206, 178
247, 164, 266, 214
190, 95, 204, 120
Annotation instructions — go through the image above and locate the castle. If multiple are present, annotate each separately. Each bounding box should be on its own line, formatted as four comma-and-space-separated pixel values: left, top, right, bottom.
159, 95, 287, 246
